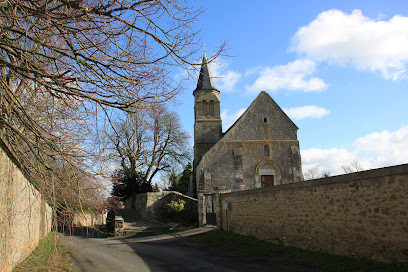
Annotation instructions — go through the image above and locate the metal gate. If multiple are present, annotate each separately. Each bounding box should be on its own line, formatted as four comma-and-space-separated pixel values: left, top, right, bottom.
204, 193, 216, 226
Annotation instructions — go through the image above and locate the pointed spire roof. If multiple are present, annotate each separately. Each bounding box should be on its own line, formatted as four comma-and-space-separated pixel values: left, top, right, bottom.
194, 52, 218, 92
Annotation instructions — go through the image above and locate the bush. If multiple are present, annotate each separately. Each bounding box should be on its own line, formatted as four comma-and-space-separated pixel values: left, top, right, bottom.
162, 199, 197, 226
167, 199, 186, 213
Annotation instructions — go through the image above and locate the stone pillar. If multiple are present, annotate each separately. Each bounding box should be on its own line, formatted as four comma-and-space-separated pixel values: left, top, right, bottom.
197, 191, 206, 226
214, 186, 231, 228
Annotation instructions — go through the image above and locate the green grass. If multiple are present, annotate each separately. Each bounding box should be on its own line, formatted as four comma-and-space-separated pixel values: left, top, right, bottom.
191, 230, 408, 272
13, 232, 79, 272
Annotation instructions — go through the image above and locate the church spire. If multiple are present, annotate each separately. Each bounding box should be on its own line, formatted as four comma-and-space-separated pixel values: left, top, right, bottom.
194, 52, 218, 92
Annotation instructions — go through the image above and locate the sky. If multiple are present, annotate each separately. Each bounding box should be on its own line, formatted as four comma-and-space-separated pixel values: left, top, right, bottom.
171, 0, 408, 178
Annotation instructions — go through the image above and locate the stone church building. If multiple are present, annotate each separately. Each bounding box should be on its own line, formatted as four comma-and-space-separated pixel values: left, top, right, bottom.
191, 54, 303, 225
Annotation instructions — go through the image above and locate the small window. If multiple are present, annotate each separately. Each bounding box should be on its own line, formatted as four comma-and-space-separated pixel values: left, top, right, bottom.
202, 100, 207, 116
209, 100, 214, 116
264, 117, 268, 123
263, 145, 269, 157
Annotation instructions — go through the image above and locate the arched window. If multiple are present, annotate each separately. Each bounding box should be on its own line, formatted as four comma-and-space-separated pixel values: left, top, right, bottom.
263, 145, 269, 157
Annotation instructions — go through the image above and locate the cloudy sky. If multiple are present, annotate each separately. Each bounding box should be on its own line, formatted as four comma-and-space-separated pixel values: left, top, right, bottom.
173, 0, 408, 177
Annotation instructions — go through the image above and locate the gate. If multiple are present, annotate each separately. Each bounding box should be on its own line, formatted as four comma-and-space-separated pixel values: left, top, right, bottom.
204, 193, 216, 226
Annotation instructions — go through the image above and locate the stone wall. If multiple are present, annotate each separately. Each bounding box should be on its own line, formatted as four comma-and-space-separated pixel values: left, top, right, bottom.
217, 164, 408, 263
0, 140, 52, 272
72, 212, 106, 227
124, 191, 197, 220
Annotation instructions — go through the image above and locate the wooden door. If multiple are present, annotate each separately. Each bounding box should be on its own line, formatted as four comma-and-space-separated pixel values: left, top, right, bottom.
261, 175, 274, 187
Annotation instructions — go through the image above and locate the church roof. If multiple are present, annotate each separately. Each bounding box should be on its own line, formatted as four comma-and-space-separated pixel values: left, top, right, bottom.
223, 91, 298, 136
194, 53, 218, 92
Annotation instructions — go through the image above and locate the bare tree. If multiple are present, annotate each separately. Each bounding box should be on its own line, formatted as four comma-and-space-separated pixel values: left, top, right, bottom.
320, 170, 331, 178
341, 165, 352, 174
350, 160, 364, 171
1, 0, 225, 108
342, 160, 364, 174
3, 87, 105, 222
107, 105, 190, 184
0, 0, 224, 220
304, 167, 319, 180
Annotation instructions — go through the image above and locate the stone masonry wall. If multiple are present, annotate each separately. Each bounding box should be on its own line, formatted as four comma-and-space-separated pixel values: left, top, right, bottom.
218, 164, 408, 263
0, 140, 52, 272
73, 212, 106, 227
124, 191, 197, 221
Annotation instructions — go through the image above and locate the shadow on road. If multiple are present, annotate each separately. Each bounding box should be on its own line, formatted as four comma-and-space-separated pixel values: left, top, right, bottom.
120, 227, 292, 272
62, 226, 314, 272
62, 226, 104, 238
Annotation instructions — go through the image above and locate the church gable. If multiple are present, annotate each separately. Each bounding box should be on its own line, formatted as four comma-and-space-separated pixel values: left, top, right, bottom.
222, 91, 298, 142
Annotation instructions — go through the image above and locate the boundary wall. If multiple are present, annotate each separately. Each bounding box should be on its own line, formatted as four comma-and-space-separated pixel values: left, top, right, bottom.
73, 212, 106, 227
124, 191, 197, 220
0, 139, 52, 272
217, 164, 408, 263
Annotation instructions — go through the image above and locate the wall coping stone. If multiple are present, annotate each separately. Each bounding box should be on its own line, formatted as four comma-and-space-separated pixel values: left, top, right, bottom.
223, 163, 408, 197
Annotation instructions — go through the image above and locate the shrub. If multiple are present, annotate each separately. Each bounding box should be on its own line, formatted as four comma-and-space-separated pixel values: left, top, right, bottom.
167, 199, 185, 212
162, 199, 197, 226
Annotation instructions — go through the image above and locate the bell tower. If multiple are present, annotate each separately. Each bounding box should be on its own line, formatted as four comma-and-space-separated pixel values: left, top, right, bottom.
193, 53, 222, 168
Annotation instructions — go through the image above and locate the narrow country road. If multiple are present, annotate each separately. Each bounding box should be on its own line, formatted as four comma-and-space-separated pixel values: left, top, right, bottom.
61, 227, 294, 272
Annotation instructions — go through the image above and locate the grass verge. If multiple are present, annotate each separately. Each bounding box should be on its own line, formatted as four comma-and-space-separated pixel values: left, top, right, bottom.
13, 232, 80, 272
191, 230, 408, 272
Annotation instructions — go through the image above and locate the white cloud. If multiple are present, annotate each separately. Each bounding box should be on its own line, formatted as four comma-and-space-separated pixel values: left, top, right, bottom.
353, 125, 408, 167
216, 70, 241, 91
284, 106, 330, 120
291, 9, 408, 80
301, 125, 408, 177
210, 59, 242, 92
302, 148, 358, 175
246, 59, 328, 92
221, 108, 246, 131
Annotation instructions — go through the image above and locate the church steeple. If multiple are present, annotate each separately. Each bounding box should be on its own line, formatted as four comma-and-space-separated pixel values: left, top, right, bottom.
193, 52, 223, 168
194, 53, 218, 93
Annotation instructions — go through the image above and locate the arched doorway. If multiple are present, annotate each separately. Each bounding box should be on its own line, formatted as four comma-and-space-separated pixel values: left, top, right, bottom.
259, 163, 276, 187
255, 160, 281, 188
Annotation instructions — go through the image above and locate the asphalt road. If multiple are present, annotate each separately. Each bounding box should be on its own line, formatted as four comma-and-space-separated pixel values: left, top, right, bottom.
61, 227, 295, 272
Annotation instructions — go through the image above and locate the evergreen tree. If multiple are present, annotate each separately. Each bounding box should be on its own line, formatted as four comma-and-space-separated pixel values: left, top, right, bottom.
111, 170, 152, 199
169, 163, 192, 194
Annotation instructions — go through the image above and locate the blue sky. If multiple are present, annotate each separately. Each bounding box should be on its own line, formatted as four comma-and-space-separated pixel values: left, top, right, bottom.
171, 0, 408, 177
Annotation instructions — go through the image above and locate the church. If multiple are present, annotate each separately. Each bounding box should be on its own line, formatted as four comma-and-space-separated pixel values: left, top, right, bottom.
191, 54, 303, 225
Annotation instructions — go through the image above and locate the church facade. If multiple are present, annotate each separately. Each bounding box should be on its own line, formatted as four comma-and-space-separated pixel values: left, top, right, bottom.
192, 54, 303, 225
